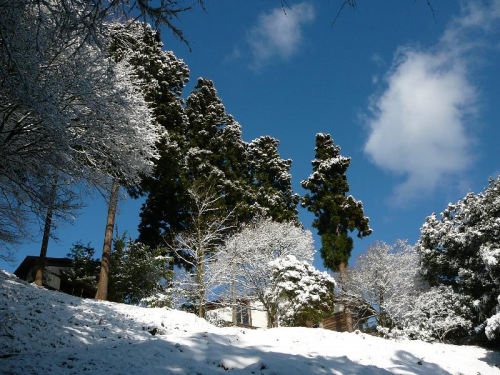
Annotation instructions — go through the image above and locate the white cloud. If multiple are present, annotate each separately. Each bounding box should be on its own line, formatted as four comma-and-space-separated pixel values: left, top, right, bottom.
246, 3, 315, 69
364, 0, 500, 204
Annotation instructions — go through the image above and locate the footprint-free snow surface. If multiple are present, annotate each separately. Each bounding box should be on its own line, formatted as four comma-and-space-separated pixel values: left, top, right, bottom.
1, 270, 499, 374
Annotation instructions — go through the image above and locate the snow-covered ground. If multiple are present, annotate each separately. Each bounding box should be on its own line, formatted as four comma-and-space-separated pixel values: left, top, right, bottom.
1, 270, 499, 375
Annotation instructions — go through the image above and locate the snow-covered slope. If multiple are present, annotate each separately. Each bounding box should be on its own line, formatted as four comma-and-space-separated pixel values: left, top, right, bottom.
1, 270, 498, 375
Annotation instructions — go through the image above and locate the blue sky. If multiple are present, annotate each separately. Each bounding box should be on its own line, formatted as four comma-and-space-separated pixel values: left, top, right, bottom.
3, 0, 500, 273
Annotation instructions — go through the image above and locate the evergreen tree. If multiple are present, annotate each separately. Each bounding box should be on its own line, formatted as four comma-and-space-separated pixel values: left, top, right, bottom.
108, 234, 173, 304
248, 136, 299, 223
66, 236, 172, 305
138, 78, 250, 251
301, 133, 371, 331
183, 79, 246, 195
109, 22, 191, 263
301, 133, 372, 273
95, 22, 185, 300
65, 242, 100, 290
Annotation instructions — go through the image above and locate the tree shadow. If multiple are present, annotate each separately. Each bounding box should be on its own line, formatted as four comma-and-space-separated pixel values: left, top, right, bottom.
391, 350, 452, 375
478, 349, 500, 371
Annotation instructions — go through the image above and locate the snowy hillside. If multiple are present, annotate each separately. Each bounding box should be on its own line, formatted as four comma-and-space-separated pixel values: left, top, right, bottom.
1, 270, 499, 375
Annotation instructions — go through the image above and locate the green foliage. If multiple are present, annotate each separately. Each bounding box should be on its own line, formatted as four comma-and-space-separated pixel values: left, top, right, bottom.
301, 133, 372, 271
107, 233, 173, 304
111, 22, 300, 270
66, 234, 173, 305
110, 22, 192, 253
138, 75, 300, 260
248, 136, 299, 223
65, 242, 100, 289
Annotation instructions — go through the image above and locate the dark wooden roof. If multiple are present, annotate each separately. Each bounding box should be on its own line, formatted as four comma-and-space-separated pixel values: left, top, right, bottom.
14, 256, 72, 280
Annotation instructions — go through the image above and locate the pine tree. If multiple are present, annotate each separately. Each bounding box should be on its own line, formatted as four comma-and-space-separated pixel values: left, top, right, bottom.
107, 234, 173, 304
65, 242, 100, 290
91, 22, 184, 300
301, 133, 372, 272
301, 133, 372, 331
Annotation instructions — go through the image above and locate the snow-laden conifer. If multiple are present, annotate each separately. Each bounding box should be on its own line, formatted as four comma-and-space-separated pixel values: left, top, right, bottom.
301, 133, 371, 331
248, 136, 299, 223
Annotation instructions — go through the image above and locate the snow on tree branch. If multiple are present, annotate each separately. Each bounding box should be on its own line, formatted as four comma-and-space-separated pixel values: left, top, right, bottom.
208, 217, 315, 327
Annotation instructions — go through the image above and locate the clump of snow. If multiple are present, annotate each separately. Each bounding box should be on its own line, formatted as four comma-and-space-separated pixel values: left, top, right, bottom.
1, 270, 499, 374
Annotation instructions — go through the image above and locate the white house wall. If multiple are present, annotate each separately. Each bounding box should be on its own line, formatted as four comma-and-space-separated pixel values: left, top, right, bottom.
249, 301, 267, 329
207, 301, 269, 329
206, 306, 233, 323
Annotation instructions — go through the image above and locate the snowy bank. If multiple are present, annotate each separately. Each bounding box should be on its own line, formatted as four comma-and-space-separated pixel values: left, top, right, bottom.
0, 270, 499, 374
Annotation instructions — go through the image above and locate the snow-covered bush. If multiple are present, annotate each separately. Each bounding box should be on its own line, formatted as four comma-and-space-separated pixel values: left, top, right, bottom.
140, 291, 174, 308
266, 255, 336, 327
417, 176, 500, 342
400, 286, 473, 342
486, 315, 500, 340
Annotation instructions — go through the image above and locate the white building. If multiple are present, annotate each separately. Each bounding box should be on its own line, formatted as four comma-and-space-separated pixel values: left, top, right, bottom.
206, 300, 268, 329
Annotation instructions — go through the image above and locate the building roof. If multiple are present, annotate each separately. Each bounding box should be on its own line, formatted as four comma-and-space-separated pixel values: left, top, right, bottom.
14, 256, 72, 280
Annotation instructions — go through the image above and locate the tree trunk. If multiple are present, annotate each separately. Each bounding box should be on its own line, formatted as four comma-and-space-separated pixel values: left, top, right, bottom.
267, 309, 274, 329
197, 235, 205, 318
34, 179, 58, 286
95, 179, 119, 300
232, 279, 237, 325
266, 303, 277, 328
378, 291, 386, 328
338, 261, 354, 332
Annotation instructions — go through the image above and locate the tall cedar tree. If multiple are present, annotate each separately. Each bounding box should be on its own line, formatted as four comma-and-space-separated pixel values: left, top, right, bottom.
138, 78, 247, 253
301, 133, 371, 330
301, 133, 372, 272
